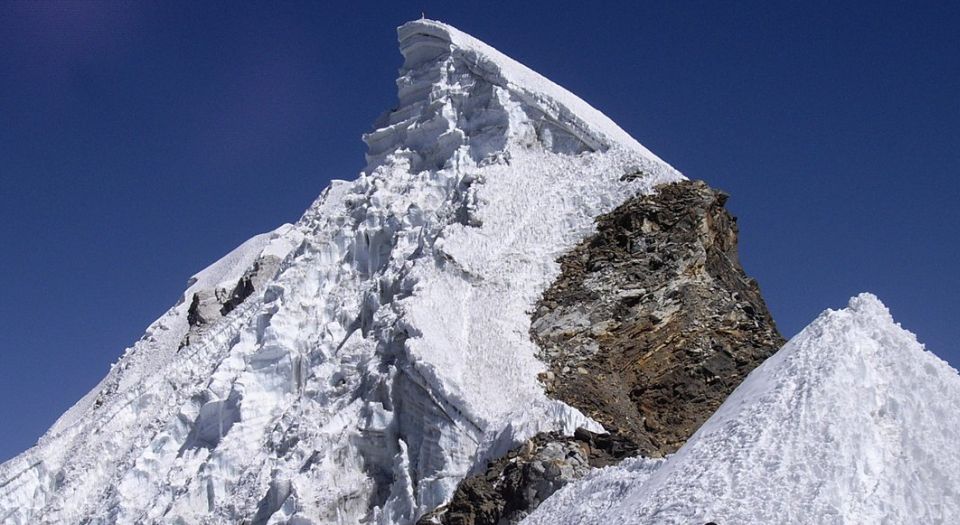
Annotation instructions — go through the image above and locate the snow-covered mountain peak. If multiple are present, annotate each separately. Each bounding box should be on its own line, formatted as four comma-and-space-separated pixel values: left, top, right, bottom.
525, 293, 960, 524
0, 19, 683, 524
4, 17, 953, 525
843, 291, 893, 318
362, 19, 678, 178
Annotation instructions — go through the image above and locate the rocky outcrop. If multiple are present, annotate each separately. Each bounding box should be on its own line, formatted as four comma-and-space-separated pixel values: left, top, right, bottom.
183, 256, 284, 346
429, 180, 783, 524
418, 429, 637, 525
533, 179, 783, 456
187, 258, 280, 328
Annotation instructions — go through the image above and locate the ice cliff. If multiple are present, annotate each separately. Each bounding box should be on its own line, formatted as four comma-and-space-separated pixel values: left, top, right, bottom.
0, 19, 681, 524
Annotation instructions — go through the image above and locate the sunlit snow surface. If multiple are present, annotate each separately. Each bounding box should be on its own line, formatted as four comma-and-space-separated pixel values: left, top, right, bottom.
524, 293, 960, 525
0, 19, 681, 524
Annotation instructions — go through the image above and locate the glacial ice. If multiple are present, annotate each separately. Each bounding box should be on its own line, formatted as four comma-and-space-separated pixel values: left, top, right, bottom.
523, 293, 960, 525
0, 19, 681, 524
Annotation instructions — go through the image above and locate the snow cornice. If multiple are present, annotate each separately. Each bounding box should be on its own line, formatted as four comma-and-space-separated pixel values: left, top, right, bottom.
397, 19, 679, 174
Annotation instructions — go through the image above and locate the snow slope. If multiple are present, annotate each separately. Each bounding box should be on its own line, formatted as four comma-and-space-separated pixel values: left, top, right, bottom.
524, 293, 960, 525
0, 19, 681, 524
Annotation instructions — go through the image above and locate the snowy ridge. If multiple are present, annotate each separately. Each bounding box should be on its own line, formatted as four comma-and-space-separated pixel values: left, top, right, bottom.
524, 293, 960, 525
41, 224, 304, 441
0, 19, 681, 524
0, 223, 304, 522
387, 20, 674, 166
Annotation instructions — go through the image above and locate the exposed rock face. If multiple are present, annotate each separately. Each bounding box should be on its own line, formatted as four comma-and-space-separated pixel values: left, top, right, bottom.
183, 256, 284, 348
533, 179, 783, 456
419, 429, 637, 525
429, 180, 783, 524
185, 256, 283, 329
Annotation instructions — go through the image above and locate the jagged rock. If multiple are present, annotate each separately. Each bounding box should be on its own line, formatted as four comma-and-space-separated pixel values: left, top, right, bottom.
532, 179, 784, 456
419, 429, 636, 525
185, 256, 282, 329
432, 179, 783, 525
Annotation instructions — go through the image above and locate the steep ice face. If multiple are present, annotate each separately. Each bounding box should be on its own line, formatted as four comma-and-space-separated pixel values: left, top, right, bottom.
0, 19, 681, 525
524, 293, 960, 525
366, 20, 675, 168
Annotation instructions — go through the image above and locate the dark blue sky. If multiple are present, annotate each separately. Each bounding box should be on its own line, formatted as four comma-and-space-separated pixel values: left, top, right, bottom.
1, 1, 957, 462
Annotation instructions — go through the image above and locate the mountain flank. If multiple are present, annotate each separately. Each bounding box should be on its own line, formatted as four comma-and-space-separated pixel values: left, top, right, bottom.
426, 179, 783, 524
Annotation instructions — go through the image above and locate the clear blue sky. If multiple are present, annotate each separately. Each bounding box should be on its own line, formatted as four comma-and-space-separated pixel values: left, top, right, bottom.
1, 1, 957, 462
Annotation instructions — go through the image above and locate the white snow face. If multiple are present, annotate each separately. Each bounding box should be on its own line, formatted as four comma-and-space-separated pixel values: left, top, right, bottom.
0, 19, 681, 524
524, 293, 960, 525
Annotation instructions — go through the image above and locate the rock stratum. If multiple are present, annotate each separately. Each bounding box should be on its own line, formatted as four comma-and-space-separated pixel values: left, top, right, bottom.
533, 179, 783, 457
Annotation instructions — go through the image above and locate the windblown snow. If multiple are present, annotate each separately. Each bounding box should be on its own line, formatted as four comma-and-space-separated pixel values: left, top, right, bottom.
524, 293, 960, 525
0, 19, 681, 524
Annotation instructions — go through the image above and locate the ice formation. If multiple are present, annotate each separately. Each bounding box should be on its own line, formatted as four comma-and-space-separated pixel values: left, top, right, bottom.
523, 293, 960, 525
0, 19, 681, 524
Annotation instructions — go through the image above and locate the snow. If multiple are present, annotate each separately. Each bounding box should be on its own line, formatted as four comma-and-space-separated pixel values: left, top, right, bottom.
394, 20, 669, 162
0, 19, 681, 524
184, 226, 283, 295
42, 223, 303, 440
523, 455, 666, 523
0, 222, 303, 523
523, 293, 960, 525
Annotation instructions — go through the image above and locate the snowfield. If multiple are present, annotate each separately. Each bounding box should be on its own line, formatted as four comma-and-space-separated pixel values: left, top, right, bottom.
0, 19, 681, 524
523, 293, 960, 525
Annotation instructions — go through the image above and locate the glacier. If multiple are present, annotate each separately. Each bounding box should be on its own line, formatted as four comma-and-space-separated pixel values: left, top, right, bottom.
0, 19, 682, 524
523, 293, 960, 525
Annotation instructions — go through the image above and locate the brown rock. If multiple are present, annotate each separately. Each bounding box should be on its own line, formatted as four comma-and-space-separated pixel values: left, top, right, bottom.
531, 179, 783, 456
429, 179, 784, 524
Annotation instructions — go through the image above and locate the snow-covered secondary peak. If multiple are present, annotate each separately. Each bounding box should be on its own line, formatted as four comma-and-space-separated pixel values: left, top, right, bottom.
525, 293, 960, 525
0, 19, 681, 524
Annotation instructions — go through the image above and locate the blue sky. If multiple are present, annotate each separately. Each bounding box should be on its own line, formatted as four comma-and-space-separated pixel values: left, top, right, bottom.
0, 1, 957, 462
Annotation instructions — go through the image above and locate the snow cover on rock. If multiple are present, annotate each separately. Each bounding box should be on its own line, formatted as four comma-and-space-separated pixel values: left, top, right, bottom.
524, 293, 960, 525
0, 19, 681, 524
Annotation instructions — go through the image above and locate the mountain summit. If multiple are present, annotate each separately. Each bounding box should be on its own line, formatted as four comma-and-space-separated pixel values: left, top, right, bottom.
0, 20, 682, 523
